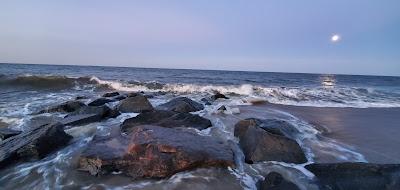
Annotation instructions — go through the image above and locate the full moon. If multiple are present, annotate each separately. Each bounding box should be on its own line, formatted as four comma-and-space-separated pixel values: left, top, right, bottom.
331, 34, 341, 42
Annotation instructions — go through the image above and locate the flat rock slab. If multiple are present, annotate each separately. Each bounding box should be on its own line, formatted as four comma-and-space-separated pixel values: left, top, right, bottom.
62, 105, 115, 126
156, 97, 204, 113
306, 162, 400, 190
234, 119, 307, 164
121, 110, 212, 133
79, 125, 235, 179
0, 123, 72, 167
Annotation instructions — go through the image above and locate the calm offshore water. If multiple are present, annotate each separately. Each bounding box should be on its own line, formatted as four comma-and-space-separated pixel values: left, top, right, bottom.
0, 63, 400, 190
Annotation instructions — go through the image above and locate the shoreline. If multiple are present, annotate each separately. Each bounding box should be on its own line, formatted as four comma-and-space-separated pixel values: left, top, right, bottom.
262, 102, 400, 163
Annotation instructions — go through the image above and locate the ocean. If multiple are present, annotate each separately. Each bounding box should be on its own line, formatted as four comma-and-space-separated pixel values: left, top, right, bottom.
1, 63, 400, 189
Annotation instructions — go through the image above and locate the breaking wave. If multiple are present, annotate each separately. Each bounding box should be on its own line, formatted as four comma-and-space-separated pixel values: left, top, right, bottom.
2, 75, 399, 108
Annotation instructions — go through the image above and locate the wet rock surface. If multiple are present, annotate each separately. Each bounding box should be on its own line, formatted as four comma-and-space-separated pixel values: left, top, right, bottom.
156, 97, 204, 113
88, 98, 115, 106
38, 100, 85, 113
257, 172, 300, 190
102, 91, 120, 97
211, 93, 229, 100
62, 105, 114, 126
236, 118, 299, 139
78, 125, 235, 179
0, 128, 21, 141
121, 110, 212, 133
0, 123, 72, 167
234, 118, 307, 164
306, 162, 400, 190
117, 94, 154, 113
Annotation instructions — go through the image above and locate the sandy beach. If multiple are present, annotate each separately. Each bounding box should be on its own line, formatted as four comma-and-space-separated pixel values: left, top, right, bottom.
264, 103, 400, 163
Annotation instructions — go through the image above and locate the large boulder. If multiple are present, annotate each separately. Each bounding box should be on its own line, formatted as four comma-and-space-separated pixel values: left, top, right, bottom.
156, 97, 204, 113
257, 172, 300, 190
88, 98, 115, 106
305, 163, 400, 190
78, 125, 235, 179
121, 110, 212, 133
62, 105, 116, 126
117, 95, 154, 113
0, 123, 72, 167
235, 118, 299, 139
234, 119, 307, 164
38, 100, 85, 114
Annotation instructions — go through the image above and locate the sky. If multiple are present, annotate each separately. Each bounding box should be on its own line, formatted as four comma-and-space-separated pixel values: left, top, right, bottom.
0, 0, 399, 76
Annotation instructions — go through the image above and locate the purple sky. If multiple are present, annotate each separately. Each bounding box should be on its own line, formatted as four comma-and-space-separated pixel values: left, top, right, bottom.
1, 0, 399, 76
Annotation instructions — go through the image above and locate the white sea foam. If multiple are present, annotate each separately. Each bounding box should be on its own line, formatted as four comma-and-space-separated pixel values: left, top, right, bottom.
88, 77, 400, 108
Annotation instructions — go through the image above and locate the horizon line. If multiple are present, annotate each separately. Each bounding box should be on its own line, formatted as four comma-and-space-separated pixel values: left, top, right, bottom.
1, 62, 399, 78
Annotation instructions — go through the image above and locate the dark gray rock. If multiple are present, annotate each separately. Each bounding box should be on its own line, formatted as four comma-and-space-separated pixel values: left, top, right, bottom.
201, 98, 212, 105
218, 105, 227, 111
305, 162, 400, 190
102, 91, 120, 97
234, 119, 307, 164
0, 128, 21, 141
62, 105, 113, 126
156, 97, 204, 113
117, 95, 154, 113
113, 95, 127, 101
236, 118, 299, 139
211, 93, 229, 100
0, 123, 72, 167
257, 172, 300, 190
121, 110, 212, 133
75, 96, 88, 100
78, 125, 234, 179
25, 115, 62, 129
88, 98, 115, 106
38, 100, 85, 114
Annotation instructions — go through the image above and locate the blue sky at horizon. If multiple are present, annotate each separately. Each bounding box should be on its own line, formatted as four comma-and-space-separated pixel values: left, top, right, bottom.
1, 0, 399, 76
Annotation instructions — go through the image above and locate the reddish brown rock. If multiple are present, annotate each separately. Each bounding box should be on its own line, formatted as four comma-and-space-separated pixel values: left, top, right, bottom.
79, 125, 234, 179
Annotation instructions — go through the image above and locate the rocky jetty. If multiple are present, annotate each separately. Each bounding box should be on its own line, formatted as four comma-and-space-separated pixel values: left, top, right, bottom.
78, 125, 235, 179
234, 118, 307, 164
306, 162, 400, 190
121, 110, 212, 133
156, 97, 204, 113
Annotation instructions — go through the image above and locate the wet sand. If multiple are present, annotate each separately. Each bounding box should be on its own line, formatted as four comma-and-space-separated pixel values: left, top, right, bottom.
264, 103, 400, 163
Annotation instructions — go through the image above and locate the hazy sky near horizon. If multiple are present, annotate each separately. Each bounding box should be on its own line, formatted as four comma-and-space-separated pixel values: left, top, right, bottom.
1, 1, 399, 76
